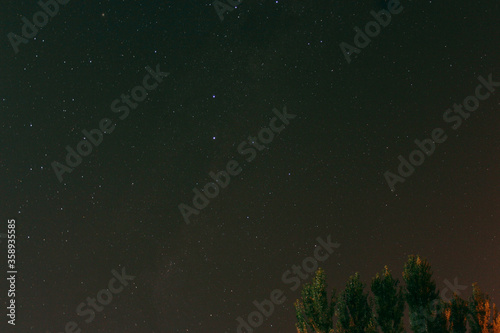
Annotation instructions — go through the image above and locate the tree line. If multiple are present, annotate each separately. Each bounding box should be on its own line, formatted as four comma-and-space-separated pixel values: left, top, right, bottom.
294, 255, 500, 332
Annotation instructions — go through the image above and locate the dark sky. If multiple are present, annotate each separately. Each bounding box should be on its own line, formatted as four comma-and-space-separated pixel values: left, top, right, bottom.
1, 0, 499, 332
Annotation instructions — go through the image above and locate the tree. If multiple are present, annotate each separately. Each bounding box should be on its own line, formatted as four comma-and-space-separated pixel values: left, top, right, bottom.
448, 293, 468, 333
371, 265, 406, 333
492, 304, 500, 333
294, 256, 498, 333
468, 283, 491, 333
402, 255, 439, 333
294, 268, 336, 333
335, 272, 375, 333
428, 299, 450, 333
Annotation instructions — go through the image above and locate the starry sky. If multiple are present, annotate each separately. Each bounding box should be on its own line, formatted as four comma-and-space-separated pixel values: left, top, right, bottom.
0, 0, 499, 332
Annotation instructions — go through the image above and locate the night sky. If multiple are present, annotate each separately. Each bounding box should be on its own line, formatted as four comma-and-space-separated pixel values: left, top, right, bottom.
1, 0, 499, 332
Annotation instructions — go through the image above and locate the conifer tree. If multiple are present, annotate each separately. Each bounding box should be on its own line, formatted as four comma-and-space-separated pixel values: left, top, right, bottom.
294, 257, 497, 333
468, 283, 491, 333
402, 255, 439, 333
294, 268, 336, 333
335, 272, 375, 333
492, 304, 500, 333
449, 293, 468, 333
428, 299, 450, 333
371, 265, 406, 333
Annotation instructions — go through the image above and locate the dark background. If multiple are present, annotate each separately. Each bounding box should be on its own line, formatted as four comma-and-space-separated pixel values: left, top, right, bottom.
0, 0, 499, 332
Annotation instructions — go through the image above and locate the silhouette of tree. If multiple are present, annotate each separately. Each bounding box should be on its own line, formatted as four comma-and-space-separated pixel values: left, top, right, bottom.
371, 265, 405, 333
335, 272, 376, 333
294, 255, 498, 333
448, 293, 468, 333
402, 255, 440, 333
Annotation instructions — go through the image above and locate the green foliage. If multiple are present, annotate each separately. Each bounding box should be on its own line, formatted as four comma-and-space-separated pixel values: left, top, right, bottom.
449, 294, 468, 333
335, 272, 374, 333
294, 255, 498, 333
427, 299, 450, 333
294, 268, 336, 333
371, 265, 406, 333
402, 255, 439, 332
